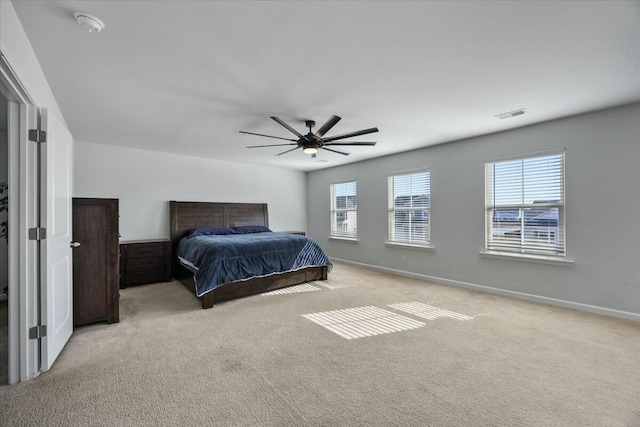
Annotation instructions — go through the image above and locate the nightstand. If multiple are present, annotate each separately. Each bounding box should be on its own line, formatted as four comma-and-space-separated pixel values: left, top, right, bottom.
119, 239, 172, 288
280, 231, 306, 236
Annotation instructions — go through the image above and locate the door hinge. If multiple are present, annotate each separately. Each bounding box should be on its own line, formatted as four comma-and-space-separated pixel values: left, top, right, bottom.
29, 325, 47, 339
28, 227, 47, 240
28, 129, 47, 143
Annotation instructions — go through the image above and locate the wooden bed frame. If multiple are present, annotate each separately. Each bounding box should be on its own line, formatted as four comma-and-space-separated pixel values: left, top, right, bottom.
169, 201, 328, 309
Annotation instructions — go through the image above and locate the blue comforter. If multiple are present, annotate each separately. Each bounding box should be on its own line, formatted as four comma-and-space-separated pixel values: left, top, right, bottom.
177, 232, 332, 296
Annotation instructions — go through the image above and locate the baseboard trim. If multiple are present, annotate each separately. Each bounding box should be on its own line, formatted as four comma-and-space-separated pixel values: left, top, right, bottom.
331, 258, 640, 322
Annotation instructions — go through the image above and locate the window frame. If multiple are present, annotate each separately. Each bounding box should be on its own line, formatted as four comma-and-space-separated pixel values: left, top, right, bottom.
483, 149, 567, 259
330, 180, 358, 240
387, 169, 432, 247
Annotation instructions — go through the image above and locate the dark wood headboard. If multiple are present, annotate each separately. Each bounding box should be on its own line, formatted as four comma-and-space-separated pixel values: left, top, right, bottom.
169, 201, 269, 274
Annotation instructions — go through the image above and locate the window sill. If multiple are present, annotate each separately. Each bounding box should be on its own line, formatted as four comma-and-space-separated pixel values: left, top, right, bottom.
479, 251, 574, 266
385, 241, 435, 252
329, 236, 359, 243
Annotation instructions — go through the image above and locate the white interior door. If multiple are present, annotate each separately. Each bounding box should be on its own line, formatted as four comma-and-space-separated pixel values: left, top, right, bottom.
40, 108, 73, 371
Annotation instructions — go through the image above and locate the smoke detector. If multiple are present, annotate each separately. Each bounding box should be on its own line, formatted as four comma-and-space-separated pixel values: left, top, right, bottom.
73, 11, 105, 33
495, 108, 526, 120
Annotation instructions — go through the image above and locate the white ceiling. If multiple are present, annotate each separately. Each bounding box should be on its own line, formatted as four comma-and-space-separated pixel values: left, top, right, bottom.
12, 1, 640, 172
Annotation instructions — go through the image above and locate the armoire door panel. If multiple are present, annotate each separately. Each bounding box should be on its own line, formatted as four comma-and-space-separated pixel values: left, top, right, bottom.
72, 198, 119, 326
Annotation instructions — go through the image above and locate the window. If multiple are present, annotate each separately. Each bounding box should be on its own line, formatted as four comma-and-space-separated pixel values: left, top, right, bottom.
330, 181, 357, 239
485, 151, 565, 257
388, 170, 431, 245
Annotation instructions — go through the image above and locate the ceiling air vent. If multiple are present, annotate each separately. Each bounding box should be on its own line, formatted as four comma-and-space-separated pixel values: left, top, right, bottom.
495, 108, 526, 120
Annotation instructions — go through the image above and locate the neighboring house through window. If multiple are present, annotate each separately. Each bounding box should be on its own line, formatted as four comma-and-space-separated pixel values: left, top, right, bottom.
485, 151, 565, 257
330, 181, 357, 239
388, 170, 431, 246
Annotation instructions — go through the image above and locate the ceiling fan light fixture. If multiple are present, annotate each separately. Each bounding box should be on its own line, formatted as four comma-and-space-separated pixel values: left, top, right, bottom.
303, 146, 318, 155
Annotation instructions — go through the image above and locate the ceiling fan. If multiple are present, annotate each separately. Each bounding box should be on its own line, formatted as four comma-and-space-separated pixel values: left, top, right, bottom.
240, 115, 378, 156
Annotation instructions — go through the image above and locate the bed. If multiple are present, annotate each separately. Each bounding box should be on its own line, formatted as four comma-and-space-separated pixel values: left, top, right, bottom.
170, 201, 331, 309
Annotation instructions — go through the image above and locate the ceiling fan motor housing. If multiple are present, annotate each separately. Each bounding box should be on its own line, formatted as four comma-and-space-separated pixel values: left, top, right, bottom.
303, 140, 318, 153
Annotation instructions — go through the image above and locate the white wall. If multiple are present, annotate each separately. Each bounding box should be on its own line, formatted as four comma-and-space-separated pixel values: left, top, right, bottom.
307, 103, 640, 317
74, 142, 308, 241
0, 1, 66, 127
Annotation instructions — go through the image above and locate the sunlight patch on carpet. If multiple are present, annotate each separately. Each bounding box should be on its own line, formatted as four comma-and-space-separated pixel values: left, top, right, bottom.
313, 281, 348, 289
388, 301, 473, 321
303, 305, 425, 339
261, 283, 321, 296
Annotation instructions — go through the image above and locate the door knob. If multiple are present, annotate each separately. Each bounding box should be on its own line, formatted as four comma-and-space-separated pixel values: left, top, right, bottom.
70, 241, 81, 248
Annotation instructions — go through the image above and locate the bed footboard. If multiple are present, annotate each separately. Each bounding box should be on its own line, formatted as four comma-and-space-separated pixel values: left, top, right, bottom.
177, 265, 328, 309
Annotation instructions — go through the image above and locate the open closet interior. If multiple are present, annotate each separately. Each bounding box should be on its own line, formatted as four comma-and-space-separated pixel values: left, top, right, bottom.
0, 91, 8, 384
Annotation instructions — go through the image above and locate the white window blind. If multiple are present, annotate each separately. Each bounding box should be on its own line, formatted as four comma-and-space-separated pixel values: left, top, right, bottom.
388, 170, 431, 245
331, 181, 357, 239
485, 152, 565, 257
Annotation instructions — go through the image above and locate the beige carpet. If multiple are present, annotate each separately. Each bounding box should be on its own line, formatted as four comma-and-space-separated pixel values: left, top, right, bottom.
1, 262, 639, 426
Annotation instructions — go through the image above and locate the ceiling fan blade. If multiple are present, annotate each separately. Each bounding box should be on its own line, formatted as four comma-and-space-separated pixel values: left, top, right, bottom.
246, 143, 298, 148
276, 146, 301, 156
321, 127, 379, 142
324, 142, 377, 146
321, 146, 350, 156
314, 115, 341, 138
271, 116, 304, 139
239, 131, 297, 142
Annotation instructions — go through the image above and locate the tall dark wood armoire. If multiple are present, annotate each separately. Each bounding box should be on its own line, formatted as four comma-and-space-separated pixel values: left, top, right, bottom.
72, 198, 119, 326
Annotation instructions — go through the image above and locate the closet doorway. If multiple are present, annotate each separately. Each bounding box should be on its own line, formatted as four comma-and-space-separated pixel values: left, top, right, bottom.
0, 91, 8, 385
0, 57, 38, 384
